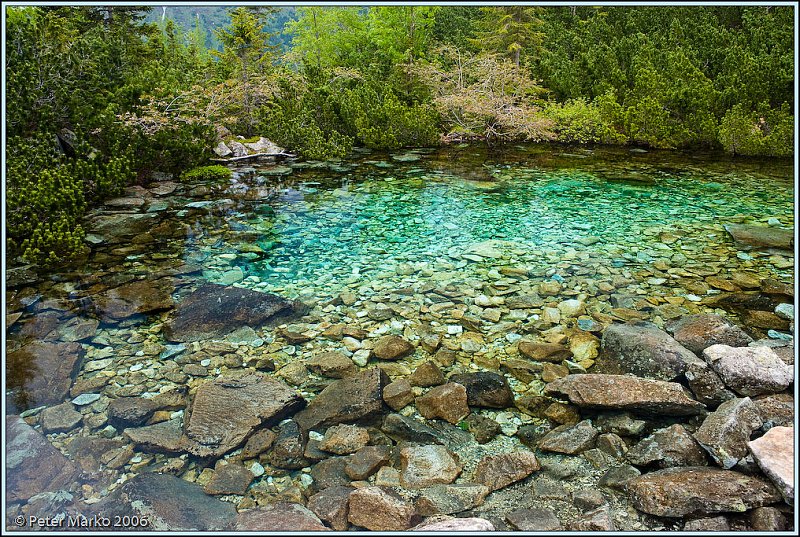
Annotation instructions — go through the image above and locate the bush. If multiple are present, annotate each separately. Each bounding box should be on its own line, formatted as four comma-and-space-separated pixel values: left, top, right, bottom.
719, 102, 794, 157
543, 96, 626, 144
180, 165, 232, 182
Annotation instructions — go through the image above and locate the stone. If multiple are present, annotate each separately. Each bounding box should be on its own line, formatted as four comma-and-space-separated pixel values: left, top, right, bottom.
107, 397, 159, 429
558, 299, 585, 318
595, 411, 647, 436
541, 362, 570, 382
626, 467, 781, 517
204, 464, 254, 495
702, 344, 792, 396
414, 484, 489, 516
40, 402, 82, 433
473, 451, 540, 491
213, 141, 232, 157
306, 351, 357, 378
372, 335, 415, 361
596, 432, 627, 459
538, 419, 598, 454
320, 424, 370, 455
432, 348, 457, 368
6, 415, 79, 502
667, 314, 753, 354
242, 429, 277, 458
748, 506, 788, 531
91, 473, 236, 530
93, 278, 175, 321
58, 316, 100, 342
748, 426, 794, 502
400, 445, 462, 489
518, 341, 571, 362
415, 382, 469, 424
411, 517, 494, 531
567, 506, 616, 531
683, 516, 730, 531
545, 374, 706, 416
544, 402, 582, 425
774, 303, 794, 321
234, 503, 329, 531
514, 393, 552, 418
268, 420, 311, 470
598, 464, 641, 489
7, 341, 85, 410
85, 212, 159, 244
573, 489, 606, 512
532, 477, 569, 499
409, 361, 444, 387
730, 271, 762, 289
308, 486, 354, 531
295, 368, 389, 431
383, 379, 415, 410
626, 424, 707, 468
163, 283, 306, 342
348, 487, 416, 531
724, 223, 793, 250
381, 413, 444, 445
184, 372, 305, 457
693, 397, 763, 469
752, 393, 794, 430
743, 310, 790, 330
310, 457, 351, 492
463, 414, 502, 443
599, 321, 701, 381
684, 360, 736, 407
506, 507, 562, 531
449, 372, 514, 408
345, 445, 392, 480
538, 281, 562, 296
569, 331, 600, 361
124, 418, 185, 454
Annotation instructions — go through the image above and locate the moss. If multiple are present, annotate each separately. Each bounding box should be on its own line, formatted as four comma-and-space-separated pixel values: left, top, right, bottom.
180, 164, 232, 182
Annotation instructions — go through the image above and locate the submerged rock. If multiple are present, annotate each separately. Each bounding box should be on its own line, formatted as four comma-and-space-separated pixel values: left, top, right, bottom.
7, 341, 85, 410
725, 223, 793, 250
234, 503, 328, 531
667, 314, 753, 354
93, 277, 175, 321
348, 487, 416, 531
163, 283, 306, 342
472, 451, 540, 491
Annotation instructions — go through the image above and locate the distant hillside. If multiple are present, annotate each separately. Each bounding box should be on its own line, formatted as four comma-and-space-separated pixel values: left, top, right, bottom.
144, 6, 296, 51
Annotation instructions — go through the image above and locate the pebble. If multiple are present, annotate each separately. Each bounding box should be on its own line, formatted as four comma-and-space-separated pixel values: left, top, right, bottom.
71, 393, 101, 406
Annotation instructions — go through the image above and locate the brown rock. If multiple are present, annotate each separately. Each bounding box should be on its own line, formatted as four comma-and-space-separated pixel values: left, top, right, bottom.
6, 415, 80, 502
684, 360, 736, 407
449, 372, 514, 408
506, 508, 562, 531
319, 424, 370, 455
204, 464, 254, 495
307, 351, 357, 378
683, 516, 730, 531
724, 223, 793, 250
372, 335, 415, 361
694, 397, 763, 469
345, 445, 392, 480
747, 426, 794, 502
184, 372, 305, 457
415, 382, 469, 424
234, 503, 329, 531
518, 341, 571, 362
473, 451, 540, 491
409, 361, 445, 387
752, 393, 794, 430
295, 368, 389, 431
310, 457, 351, 492
383, 379, 414, 410
108, 397, 159, 429
541, 363, 569, 383
400, 445, 462, 489
567, 505, 616, 531
626, 424, 707, 468
93, 278, 175, 321
7, 341, 85, 409
667, 314, 753, 354
748, 506, 788, 531
414, 484, 489, 516
538, 419, 598, 455
544, 402, 581, 425
742, 310, 790, 330
545, 374, 707, 416
348, 487, 416, 531
268, 420, 311, 470
124, 419, 185, 454
626, 467, 781, 517
40, 402, 82, 433
308, 486, 354, 531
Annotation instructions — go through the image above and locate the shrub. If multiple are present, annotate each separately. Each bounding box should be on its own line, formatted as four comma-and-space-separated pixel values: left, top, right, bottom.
180, 165, 233, 182
543, 96, 626, 144
719, 102, 794, 157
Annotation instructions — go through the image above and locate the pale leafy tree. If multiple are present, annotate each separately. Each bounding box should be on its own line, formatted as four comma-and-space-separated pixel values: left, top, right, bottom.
368, 6, 440, 66
413, 46, 553, 143
472, 6, 545, 68
284, 7, 366, 72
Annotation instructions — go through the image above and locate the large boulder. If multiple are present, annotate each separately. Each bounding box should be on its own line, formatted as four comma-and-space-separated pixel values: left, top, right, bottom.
544, 374, 707, 416
399, 445, 462, 489
163, 283, 306, 342
724, 223, 793, 250
6, 415, 80, 502
93, 278, 175, 321
626, 424, 707, 468
599, 322, 702, 381
702, 344, 793, 396
294, 367, 389, 432
348, 487, 416, 531
626, 467, 781, 517
184, 372, 305, 458
666, 314, 753, 355
7, 341, 85, 410
748, 426, 794, 503
234, 503, 328, 531
537, 419, 598, 455
693, 397, 763, 469
472, 451, 540, 492
90, 473, 236, 530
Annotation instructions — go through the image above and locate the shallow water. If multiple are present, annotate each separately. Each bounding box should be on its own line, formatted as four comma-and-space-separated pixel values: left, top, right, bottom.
4, 143, 795, 524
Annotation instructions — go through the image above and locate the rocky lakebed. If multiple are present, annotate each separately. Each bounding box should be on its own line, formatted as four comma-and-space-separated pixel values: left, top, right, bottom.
5, 144, 795, 532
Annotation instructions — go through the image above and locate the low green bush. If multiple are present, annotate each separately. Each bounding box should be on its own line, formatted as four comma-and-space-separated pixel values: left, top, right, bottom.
719, 102, 793, 157
543, 96, 626, 144
180, 164, 232, 182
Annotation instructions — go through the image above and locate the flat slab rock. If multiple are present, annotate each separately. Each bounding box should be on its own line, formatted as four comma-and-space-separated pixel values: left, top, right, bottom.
234, 503, 329, 531
163, 283, 307, 342
90, 473, 236, 531
93, 277, 175, 321
702, 344, 793, 396
184, 372, 306, 457
626, 467, 781, 517
667, 314, 753, 355
7, 341, 85, 410
6, 415, 80, 502
748, 426, 794, 503
544, 374, 707, 416
725, 223, 793, 250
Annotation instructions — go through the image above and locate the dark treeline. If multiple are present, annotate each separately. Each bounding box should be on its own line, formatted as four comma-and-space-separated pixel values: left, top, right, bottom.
5, 5, 794, 267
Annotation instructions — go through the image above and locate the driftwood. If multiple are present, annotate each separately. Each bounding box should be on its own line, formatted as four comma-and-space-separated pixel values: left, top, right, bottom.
211, 151, 296, 163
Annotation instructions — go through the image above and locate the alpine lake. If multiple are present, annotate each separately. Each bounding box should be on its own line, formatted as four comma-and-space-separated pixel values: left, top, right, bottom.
5, 143, 795, 531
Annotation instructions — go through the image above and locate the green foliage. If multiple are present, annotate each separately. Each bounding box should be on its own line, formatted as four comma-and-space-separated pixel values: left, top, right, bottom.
543, 97, 626, 144
180, 165, 232, 182
472, 6, 545, 67
719, 102, 794, 157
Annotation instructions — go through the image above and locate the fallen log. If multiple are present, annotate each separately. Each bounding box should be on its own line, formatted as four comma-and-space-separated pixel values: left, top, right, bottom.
211, 151, 296, 163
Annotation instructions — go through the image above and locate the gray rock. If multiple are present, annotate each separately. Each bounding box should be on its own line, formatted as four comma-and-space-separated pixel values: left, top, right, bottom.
184, 372, 306, 458
268, 420, 312, 470
411, 517, 494, 531
449, 371, 514, 408
573, 489, 606, 512
595, 411, 647, 436
627, 424, 707, 468
702, 344, 793, 396
752, 393, 794, 431
774, 303, 794, 321
6, 415, 79, 502
90, 473, 236, 530
214, 141, 232, 157
473, 451, 540, 491
107, 397, 159, 429
40, 402, 82, 434
685, 360, 736, 407
694, 397, 763, 469
538, 419, 598, 454
683, 516, 730, 531
414, 484, 489, 516
399, 445, 462, 489
567, 505, 616, 531
748, 506, 788, 531
626, 467, 781, 517
308, 486, 354, 531
234, 503, 328, 531
667, 314, 753, 354
381, 413, 444, 445
506, 507, 562, 531
294, 368, 389, 431
599, 322, 702, 380
545, 374, 706, 416
598, 464, 641, 490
